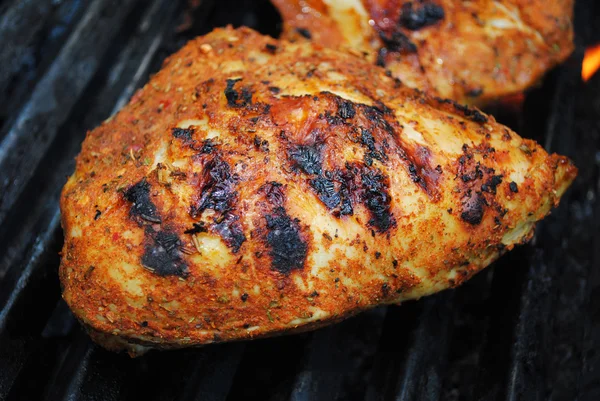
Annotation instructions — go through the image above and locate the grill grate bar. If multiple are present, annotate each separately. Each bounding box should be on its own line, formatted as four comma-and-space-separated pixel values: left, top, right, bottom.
289, 308, 386, 401
393, 294, 453, 401
0, 0, 138, 231
0, 0, 182, 398
472, 248, 532, 400
173, 343, 245, 401
0, 209, 62, 399
363, 293, 453, 401
0, 0, 89, 136
539, 51, 599, 399
504, 251, 552, 401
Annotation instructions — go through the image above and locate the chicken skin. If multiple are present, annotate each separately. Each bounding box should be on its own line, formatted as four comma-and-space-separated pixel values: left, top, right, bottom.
59, 27, 576, 355
271, 0, 574, 105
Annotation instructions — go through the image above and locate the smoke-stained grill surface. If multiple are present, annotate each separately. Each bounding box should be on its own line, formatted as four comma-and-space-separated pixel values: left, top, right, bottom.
0, 0, 599, 400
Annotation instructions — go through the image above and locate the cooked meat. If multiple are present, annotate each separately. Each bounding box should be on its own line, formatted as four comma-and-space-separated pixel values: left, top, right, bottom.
59, 27, 576, 355
271, 0, 574, 105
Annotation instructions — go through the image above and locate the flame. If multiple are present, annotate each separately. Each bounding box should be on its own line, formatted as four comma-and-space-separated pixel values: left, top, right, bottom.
582, 44, 600, 82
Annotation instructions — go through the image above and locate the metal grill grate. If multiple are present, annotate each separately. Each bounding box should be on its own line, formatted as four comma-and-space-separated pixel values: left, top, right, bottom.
0, 0, 599, 400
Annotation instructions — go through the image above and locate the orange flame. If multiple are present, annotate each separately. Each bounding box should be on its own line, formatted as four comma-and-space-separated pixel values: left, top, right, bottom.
582, 44, 600, 82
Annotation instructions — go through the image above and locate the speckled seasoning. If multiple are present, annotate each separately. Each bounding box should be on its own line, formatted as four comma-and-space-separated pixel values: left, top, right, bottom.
272, 0, 575, 105
60, 27, 576, 355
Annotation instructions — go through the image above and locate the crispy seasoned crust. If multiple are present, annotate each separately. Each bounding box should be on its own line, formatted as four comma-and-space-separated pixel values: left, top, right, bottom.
271, 0, 575, 104
59, 27, 576, 355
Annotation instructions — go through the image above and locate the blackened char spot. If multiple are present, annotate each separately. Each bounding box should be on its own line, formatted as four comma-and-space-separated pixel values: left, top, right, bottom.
214, 213, 246, 253
225, 78, 252, 108
141, 231, 188, 277
296, 27, 312, 39
361, 169, 395, 232
482, 175, 503, 194
192, 156, 237, 216
400, 2, 445, 30
337, 99, 356, 119
200, 138, 217, 154
262, 181, 285, 206
461, 191, 485, 225
265, 207, 308, 274
288, 143, 323, 175
376, 47, 388, 67
310, 177, 340, 209
265, 43, 277, 54
172, 127, 194, 141
379, 31, 417, 54
124, 179, 161, 223
184, 222, 207, 234
509, 182, 518, 193
254, 135, 270, 152
363, 105, 395, 134
407, 145, 441, 199
467, 88, 483, 97
360, 128, 387, 164
310, 171, 354, 216
190, 155, 247, 252
436, 97, 488, 123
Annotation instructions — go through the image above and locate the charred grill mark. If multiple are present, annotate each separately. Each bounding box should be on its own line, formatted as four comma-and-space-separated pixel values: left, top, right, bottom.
360, 128, 387, 165
191, 155, 237, 216
363, 105, 395, 134
225, 78, 252, 108
214, 213, 246, 253
288, 143, 323, 175
399, 2, 445, 30
310, 177, 339, 210
337, 99, 356, 120
258, 183, 308, 273
364, 104, 440, 199
310, 172, 354, 216
273, 93, 400, 228
141, 230, 188, 277
190, 155, 247, 251
359, 167, 395, 232
265, 206, 308, 274
124, 179, 161, 223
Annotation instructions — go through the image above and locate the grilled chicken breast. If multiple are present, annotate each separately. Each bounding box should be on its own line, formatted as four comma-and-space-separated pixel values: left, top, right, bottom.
272, 0, 574, 105
60, 27, 576, 355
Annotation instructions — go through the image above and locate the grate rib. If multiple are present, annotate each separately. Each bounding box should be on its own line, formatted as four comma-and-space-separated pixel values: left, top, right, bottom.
0, 0, 139, 231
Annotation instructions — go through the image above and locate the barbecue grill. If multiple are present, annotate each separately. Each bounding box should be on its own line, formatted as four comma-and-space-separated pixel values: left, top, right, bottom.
0, 0, 599, 400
